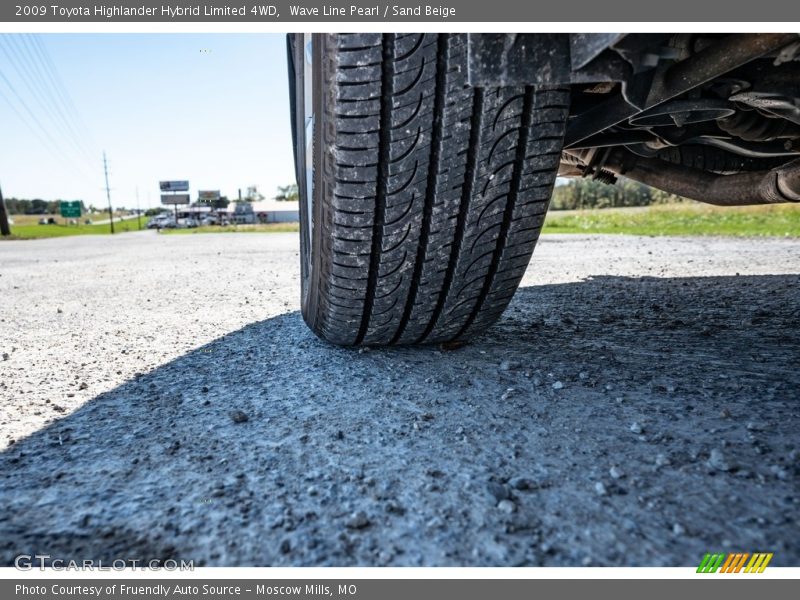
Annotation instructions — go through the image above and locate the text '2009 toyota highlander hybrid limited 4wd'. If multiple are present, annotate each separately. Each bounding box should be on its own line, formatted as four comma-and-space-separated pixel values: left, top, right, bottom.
288, 33, 800, 346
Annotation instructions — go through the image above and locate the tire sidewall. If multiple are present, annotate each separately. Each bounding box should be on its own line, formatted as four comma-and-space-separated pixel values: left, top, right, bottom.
297, 34, 325, 332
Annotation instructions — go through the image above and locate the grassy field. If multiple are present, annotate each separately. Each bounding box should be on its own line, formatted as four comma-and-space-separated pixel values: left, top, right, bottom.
4, 203, 800, 240
542, 203, 800, 237
10, 212, 133, 226
2, 215, 146, 239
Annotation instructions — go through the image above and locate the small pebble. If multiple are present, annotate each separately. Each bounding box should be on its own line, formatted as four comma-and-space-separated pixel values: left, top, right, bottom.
230, 410, 249, 424
487, 482, 510, 502
630, 422, 643, 434
497, 500, 516, 514
509, 476, 535, 491
345, 511, 371, 530
708, 448, 731, 472
769, 465, 788, 481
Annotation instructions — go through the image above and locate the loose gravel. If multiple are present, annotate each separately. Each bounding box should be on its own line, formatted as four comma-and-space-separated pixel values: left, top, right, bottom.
1, 231, 798, 566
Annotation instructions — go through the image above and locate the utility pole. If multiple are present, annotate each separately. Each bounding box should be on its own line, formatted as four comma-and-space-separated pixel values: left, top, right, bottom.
135, 186, 142, 230
0, 183, 11, 236
103, 151, 114, 234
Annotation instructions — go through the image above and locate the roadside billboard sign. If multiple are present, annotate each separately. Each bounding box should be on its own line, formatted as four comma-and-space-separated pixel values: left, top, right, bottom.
198, 190, 221, 201
159, 180, 189, 192
59, 201, 82, 218
161, 194, 190, 205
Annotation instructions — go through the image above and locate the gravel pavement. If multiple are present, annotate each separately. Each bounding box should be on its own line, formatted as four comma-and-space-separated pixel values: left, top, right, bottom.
1, 230, 798, 566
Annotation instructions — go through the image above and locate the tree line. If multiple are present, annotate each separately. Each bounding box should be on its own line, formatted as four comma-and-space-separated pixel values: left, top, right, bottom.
550, 178, 687, 210
6, 180, 681, 216
3, 198, 88, 215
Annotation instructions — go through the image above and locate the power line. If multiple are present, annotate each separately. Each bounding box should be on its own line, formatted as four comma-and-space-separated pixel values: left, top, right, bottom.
17, 34, 96, 164
29, 34, 100, 157
0, 183, 11, 236
103, 151, 115, 234
0, 68, 95, 181
0, 35, 96, 169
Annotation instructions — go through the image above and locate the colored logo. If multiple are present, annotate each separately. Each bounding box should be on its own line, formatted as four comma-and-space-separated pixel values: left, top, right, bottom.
697, 552, 773, 573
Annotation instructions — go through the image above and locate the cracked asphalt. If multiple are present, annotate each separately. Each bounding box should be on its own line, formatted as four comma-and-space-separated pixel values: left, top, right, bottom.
1, 231, 798, 566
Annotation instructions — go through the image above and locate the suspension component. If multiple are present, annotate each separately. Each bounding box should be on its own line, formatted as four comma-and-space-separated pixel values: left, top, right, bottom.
656, 145, 788, 174
600, 150, 800, 205
717, 108, 800, 141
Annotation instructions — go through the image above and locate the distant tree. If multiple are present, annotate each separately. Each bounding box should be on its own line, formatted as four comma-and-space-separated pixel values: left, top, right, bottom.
6, 197, 87, 214
274, 183, 299, 202
244, 185, 264, 202
550, 177, 688, 210
211, 196, 230, 210
4, 198, 28, 214
28, 199, 49, 214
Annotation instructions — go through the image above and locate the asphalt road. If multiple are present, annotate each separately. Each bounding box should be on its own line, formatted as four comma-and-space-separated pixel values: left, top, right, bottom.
1, 231, 798, 566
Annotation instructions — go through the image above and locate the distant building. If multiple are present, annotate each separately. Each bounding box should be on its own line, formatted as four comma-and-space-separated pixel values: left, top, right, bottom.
249, 199, 299, 223
231, 201, 256, 224
176, 205, 212, 219
173, 200, 299, 224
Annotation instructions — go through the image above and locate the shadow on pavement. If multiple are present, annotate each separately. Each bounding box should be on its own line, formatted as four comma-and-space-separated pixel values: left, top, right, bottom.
1, 275, 798, 567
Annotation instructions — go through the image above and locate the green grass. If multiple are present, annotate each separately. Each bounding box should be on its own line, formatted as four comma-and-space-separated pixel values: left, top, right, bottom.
10, 212, 131, 226
160, 223, 300, 235
542, 203, 800, 237
2, 217, 146, 240
5, 203, 800, 240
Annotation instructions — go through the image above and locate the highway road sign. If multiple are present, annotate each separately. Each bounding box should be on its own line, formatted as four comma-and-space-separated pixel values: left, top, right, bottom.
59, 201, 82, 218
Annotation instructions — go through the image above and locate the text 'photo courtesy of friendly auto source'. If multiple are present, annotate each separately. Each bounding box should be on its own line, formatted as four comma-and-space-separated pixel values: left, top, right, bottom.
0, 31, 798, 569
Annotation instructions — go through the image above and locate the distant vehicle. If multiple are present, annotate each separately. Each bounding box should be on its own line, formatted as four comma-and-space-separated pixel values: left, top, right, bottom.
146, 215, 174, 229
200, 215, 228, 225
182, 218, 200, 229
38, 218, 47, 225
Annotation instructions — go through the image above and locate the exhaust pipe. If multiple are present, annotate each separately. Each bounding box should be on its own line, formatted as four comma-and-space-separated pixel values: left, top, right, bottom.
570, 149, 800, 206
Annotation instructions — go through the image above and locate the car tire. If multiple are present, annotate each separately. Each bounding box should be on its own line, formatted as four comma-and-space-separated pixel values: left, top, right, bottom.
290, 33, 569, 346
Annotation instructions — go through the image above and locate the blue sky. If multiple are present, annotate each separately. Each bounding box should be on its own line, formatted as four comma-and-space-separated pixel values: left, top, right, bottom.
0, 33, 294, 209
